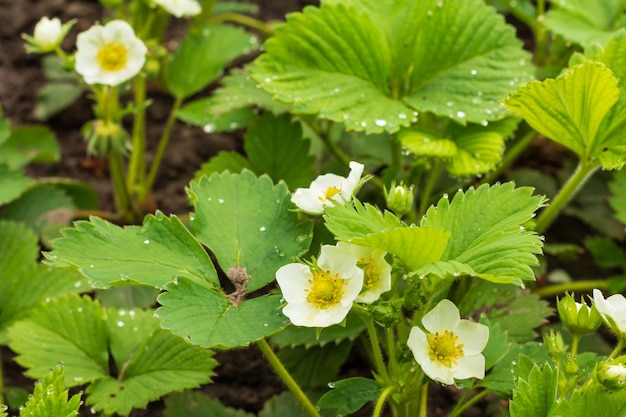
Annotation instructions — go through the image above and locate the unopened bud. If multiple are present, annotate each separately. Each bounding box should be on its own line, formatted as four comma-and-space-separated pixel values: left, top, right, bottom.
23, 17, 75, 54
82, 120, 131, 156
557, 292, 602, 335
384, 181, 415, 217
544, 329, 567, 361
597, 358, 626, 390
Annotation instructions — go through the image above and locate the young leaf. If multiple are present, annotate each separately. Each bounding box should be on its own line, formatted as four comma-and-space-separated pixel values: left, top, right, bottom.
194, 151, 253, 180
505, 62, 626, 170
188, 170, 312, 293
250, 0, 532, 133
45, 212, 219, 289
420, 183, 545, 285
244, 113, 315, 189
0, 126, 59, 169
157, 277, 289, 348
164, 391, 255, 417
19, 365, 82, 417
543, 0, 626, 47
556, 385, 626, 417
509, 362, 558, 417
317, 377, 382, 415
167, 24, 258, 98
0, 165, 33, 205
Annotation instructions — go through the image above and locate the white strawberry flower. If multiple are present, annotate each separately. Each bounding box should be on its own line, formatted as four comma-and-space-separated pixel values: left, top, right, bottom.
337, 242, 391, 304
291, 161, 365, 215
24, 17, 75, 54
408, 299, 489, 385
153, 0, 201, 17
275, 244, 364, 327
593, 289, 626, 337
75, 20, 147, 86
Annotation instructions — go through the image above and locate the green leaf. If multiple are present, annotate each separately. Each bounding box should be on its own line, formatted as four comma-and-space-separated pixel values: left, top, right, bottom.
259, 393, 308, 417
585, 235, 626, 268
157, 277, 289, 348
481, 319, 509, 370
39, 178, 100, 210
8, 295, 109, 386
610, 168, 626, 226
188, 170, 312, 293
1, 184, 75, 235
250, 0, 532, 133
544, 0, 626, 47
34, 82, 85, 122
505, 62, 626, 170
556, 385, 626, 417
0, 165, 34, 205
0, 126, 59, 169
244, 113, 315, 189
164, 391, 255, 417
421, 183, 545, 285
167, 25, 258, 98
45, 212, 219, 289
578, 29, 626, 83
278, 340, 352, 389
509, 362, 558, 417
86, 325, 216, 416
323, 199, 404, 240
317, 377, 381, 415
194, 151, 253, 181
19, 365, 82, 417
178, 100, 255, 133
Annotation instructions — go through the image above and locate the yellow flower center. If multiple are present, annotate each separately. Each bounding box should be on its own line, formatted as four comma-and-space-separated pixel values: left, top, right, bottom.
358, 257, 379, 291
428, 330, 464, 367
306, 269, 344, 309
97, 41, 128, 72
319, 186, 341, 202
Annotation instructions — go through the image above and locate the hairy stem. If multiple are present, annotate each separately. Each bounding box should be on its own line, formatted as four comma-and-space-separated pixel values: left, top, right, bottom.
448, 389, 490, 417
210, 12, 274, 37
533, 161, 598, 234
257, 338, 321, 417
372, 386, 395, 417
532, 279, 610, 298
127, 74, 147, 198
108, 150, 133, 223
363, 316, 392, 385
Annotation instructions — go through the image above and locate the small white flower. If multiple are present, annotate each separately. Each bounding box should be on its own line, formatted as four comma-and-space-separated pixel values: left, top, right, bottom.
291, 161, 364, 215
407, 299, 489, 385
275, 244, 364, 327
337, 242, 391, 304
593, 289, 626, 336
75, 20, 147, 86
24, 17, 75, 54
153, 0, 201, 17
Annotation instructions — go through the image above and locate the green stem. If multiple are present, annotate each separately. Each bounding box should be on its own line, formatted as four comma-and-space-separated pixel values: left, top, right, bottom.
127, 74, 147, 197
608, 338, 625, 359
386, 328, 399, 375
390, 135, 403, 172
448, 389, 490, 417
0, 350, 5, 407
417, 160, 443, 219
109, 150, 133, 222
533, 161, 598, 234
418, 383, 428, 417
373, 386, 395, 417
257, 338, 321, 417
144, 96, 183, 199
304, 117, 351, 167
481, 129, 538, 185
363, 318, 392, 385
193, 0, 218, 29
210, 12, 274, 37
532, 279, 610, 298
534, 0, 548, 66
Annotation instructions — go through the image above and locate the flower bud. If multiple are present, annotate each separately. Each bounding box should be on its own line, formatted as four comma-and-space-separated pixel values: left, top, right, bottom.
82, 120, 131, 156
384, 181, 415, 217
557, 292, 602, 335
596, 358, 626, 390
543, 329, 567, 361
23, 17, 75, 54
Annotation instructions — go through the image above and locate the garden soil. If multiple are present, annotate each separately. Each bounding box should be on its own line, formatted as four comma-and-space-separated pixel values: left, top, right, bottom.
0, 1, 579, 416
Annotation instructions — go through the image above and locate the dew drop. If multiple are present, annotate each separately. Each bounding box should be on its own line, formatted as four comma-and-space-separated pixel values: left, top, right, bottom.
144, 239, 150, 244
398, 112, 407, 119
360, 121, 367, 128
263, 323, 269, 327
480, 120, 489, 126
74, 281, 82, 288
203, 123, 215, 133
229, 122, 239, 129
117, 321, 125, 327
375, 119, 387, 127
328, 382, 335, 388
249, 36, 257, 44
446, 101, 454, 107
470, 69, 477, 75
259, 226, 267, 232
89, 264, 94, 268
218, 198, 224, 204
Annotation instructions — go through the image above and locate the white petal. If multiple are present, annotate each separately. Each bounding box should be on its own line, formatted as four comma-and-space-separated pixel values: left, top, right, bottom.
453, 354, 486, 380
454, 320, 489, 355
291, 188, 324, 214
421, 357, 456, 385
407, 327, 430, 363
275, 263, 312, 304
283, 300, 350, 327
422, 299, 461, 333
317, 245, 357, 277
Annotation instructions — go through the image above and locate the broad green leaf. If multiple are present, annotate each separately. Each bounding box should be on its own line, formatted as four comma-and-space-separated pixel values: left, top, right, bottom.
505, 62, 626, 169
34, 83, 85, 121
544, 0, 626, 47
105, 308, 159, 373
609, 168, 626, 225
399, 129, 457, 159
480, 319, 509, 370
19, 365, 82, 417
157, 277, 289, 348
556, 385, 626, 417
0, 126, 59, 169
259, 393, 308, 417
96, 286, 160, 309
585, 236, 626, 268
1, 184, 75, 235
244, 113, 315, 189
317, 377, 381, 415
0, 165, 33, 205
278, 340, 352, 389
270, 312, 365, 348
458, 280, 552, 342
188, 170, 312, 292
8, 295, 109, 385
39, 178, 100, 210
164, 391, 255, 417
579, 29, 626, 83
421, 183, 546, 285
250, 0, 533, 133
86, 328, 216, 415
509, 362, 558, 417
45, 212, 219, 289
194, 151, 253, 181
178, 100, 255, 133
324, 199, 404, 240
167, 25, 258, 98
414, 261, 477, 279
